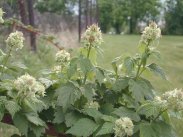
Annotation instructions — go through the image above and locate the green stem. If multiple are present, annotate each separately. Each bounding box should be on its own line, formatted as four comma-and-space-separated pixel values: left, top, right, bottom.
0, 46, 13, 78
153, 108, 168, 122
135, 41, 151, 79
83, 45, 92, 84
135, 61, 143, 79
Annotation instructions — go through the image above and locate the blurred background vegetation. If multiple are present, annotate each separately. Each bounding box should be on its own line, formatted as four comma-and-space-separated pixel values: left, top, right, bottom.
0, 0, 183, 136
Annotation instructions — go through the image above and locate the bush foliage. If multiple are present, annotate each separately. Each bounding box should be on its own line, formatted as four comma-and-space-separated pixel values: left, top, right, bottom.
0, 8, 182, 137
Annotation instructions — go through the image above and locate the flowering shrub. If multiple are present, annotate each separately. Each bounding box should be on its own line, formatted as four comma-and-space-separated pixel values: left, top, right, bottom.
0, 8, 182, 137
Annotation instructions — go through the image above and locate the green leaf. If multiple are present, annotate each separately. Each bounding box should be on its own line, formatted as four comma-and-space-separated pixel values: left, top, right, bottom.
123, 57, 134, 74
95, 67, 105, 84
0, 122, 21, 137
79, 56, 93, 74
66, 118, 99, 137
101, 115, 117, 123
56, 82, 81, 109
129, 79, 154, 102
25, 113, 45, 126
13, 113, 29, 136
112, 77, 129, 92
81, 84, 94, 101
65, 111, 83, 127
147, 63, 167, 80
5, 101, 20, 117
138, 101, 161, 118
53, 107, 65, 124
83, 108, 103, 122
140, 121, 175, 137
30, 125, 45, 137
140, 123, 157, 137
96, 122, 114, 136
112, 107, 140, 122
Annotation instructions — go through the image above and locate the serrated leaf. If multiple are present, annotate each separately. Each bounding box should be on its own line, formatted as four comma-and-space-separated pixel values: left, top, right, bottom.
5, 101, 20, 117
53, 107, 64, 124
25, 113, 45, 126
81, 84, 94, 101
112, 107, 140, 122
129, 79, 154, 102
13, 113, 29, 136
66, 118, 99, 137
140, 121, 175, 137
83, 108, 103, 122
79, 56, 93, 74
138, 102, 160, 118
140, 123, 157, 137
147, 63, 167, 80
0, 122, 21, 137
112, 77, 129, 92
123, 57, 134, 74
30, 125, 45, 137
95, 67, 105, 84
56, 82, 81, 109
65, 111, 83, 127
96, 122, 114, 136
101, 115, 117, 123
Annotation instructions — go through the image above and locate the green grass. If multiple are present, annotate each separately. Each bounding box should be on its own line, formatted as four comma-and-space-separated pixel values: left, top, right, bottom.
98, 34, 183, 92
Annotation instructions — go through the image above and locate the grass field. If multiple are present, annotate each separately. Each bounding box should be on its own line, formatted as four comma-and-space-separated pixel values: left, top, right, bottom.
98, 34, 183, 92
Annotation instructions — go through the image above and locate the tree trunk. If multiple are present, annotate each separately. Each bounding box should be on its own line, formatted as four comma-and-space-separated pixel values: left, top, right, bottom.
27, 0, 36, 51
96, 0, 99, 24
78, 0, 82, 41
89, 0, 93, 25
85, 0, 89, 29
17, 0, 28, 25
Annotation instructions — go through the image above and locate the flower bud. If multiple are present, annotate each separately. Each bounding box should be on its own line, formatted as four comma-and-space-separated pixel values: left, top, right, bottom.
114, 117, 134, 137
6, 31, 24, 50
81, 24, 103, 47
140, 22, 161, 45
55, 50, 70, 64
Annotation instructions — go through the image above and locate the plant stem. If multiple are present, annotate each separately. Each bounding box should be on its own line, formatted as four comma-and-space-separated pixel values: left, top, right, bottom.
135, 61, 142, 79
135, 41, 150, 79
153, 108, 168, 122
0, 46, 13, 78
83, 44, 92, 84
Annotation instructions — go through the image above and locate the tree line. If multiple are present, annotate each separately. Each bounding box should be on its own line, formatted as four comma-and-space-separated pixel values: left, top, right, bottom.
0, 0, 183, 50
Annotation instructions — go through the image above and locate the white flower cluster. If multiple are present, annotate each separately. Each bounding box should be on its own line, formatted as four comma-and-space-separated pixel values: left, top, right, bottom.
14, 74, 45, 100
140, 22, 161, 45
161, 89, 183, 111
85, 101, 100, 110
55, 50, 70, 64
52, 65, 62, 73
0, 8, 4, 23
114, 117, 134, 137
81, 24, 103, 47
154, 96, 168, 108
6, 31, 24, 50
